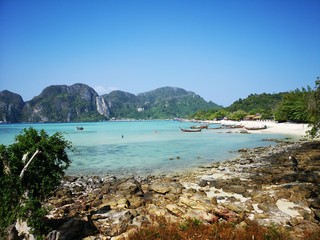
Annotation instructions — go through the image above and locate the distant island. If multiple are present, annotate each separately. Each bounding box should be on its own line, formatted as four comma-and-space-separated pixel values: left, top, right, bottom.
0, 84, 221, 123
0, 81, 318, 130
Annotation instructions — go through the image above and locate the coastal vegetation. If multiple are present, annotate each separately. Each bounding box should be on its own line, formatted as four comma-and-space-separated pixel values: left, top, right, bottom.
191, 80, 320, 138
227, 92, 285, 119
0, 128, 72, 238
191, 89, 309, 122
307, 79, 320, 138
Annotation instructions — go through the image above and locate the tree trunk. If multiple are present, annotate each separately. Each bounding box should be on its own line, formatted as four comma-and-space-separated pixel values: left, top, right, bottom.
19, 149, 40, 179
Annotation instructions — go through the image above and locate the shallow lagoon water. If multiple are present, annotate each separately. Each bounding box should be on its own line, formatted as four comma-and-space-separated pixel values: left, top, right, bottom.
0, 120, 291, 176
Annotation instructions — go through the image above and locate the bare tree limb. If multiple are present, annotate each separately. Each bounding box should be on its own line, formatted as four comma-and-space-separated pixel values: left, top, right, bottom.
19, 149, 40, 179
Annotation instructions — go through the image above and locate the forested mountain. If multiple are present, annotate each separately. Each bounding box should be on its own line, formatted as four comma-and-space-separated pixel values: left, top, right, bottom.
0, 85, 220, 122
137, 87, 192, 102
103, 90, 138, 119
21, 84, 110, 122
103, 87, 221, 119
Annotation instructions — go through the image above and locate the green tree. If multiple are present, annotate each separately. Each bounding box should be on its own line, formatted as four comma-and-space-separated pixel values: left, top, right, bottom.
274, 88, 310, 123
227, 110, 248, 121
308, 79, 320, 138
213, 109, 229, 120
227, 92, 285, 119
0, 128, 72, 238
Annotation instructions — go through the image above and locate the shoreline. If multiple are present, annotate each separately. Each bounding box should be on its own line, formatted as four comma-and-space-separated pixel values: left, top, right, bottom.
65, 120, 311, 178
64, 138, 306, 180
35, 139, 319, 240
206, 120, 311, 137
10, 121, 320, 239
66, 129, 304, 178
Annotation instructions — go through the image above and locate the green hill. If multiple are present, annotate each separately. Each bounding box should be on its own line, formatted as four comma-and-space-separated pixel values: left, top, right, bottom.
0, 85, 221, 122
226, 92, 286, 118
103, 86, 222, 119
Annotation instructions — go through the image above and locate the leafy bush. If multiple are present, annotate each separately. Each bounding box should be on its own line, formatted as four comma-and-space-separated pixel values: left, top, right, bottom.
274, 87, 311, 123
0, 128, 72, 238
227, 110, 248, 121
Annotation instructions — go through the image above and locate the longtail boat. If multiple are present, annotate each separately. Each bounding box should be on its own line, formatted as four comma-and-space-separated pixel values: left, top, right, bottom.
190, 124, 208, 129
245, 125, 267, 130
179, 127, 202, 132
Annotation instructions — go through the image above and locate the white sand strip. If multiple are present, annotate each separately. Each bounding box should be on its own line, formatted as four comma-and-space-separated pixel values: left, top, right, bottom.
217, 120, 311, 137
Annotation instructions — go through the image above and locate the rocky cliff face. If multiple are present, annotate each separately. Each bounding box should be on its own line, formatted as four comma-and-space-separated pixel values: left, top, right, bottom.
21, 83, 110, 122
96, 96, 109, 117
0, 84, 221, 122
0, 90, 25, 123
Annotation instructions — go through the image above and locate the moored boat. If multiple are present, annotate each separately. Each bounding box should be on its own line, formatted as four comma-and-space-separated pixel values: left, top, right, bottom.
190, 124, 209, 129
245, 125, 267, 130
222, 124, 243, 129
179, 127, 202, 132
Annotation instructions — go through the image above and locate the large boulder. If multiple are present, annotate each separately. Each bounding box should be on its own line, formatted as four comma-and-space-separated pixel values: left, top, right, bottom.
46, 218, 97, 240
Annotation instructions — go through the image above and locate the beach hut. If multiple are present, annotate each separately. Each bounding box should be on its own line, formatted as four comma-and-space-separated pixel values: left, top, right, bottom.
244, 114, 261, 121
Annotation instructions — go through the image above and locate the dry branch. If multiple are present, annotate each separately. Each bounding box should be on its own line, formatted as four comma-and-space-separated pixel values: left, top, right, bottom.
19, 149, 40, 179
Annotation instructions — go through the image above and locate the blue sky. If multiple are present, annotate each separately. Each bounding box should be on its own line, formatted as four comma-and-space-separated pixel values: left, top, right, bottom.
1, 0, 319, 106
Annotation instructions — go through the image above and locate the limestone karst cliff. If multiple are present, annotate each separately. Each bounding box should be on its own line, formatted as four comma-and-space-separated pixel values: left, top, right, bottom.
0, 84, 220, 122
20, 83, 110, 122
0, 90, 25, 123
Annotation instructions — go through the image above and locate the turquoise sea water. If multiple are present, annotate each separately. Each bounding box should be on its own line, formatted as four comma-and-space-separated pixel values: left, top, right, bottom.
0, 120, 290, 176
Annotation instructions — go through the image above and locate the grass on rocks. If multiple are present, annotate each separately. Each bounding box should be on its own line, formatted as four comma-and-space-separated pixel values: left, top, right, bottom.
127, 217, 320, 240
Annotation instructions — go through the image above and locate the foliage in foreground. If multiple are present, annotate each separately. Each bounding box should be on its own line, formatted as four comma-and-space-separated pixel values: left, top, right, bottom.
0, 128, 72, 238
128, 217, 320, 240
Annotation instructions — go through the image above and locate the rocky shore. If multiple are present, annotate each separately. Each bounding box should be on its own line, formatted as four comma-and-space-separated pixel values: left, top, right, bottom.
17, 140, 320, 240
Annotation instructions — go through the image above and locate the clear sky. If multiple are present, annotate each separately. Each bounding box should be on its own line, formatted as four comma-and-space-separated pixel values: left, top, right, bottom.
1, 0, 319, 106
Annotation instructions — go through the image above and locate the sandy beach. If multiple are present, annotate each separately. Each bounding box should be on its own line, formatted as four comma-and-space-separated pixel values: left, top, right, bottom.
216, 120, 311, 137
